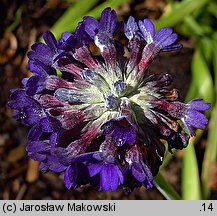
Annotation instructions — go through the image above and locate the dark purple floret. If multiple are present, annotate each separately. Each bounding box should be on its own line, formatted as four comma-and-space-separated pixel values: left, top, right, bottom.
102, 117, 137, 146
182, 99, 210, 136
26, 141, 51, 162
89, 153, 124, 192
64, 163, 89, 189
124, 145, 153, 189
28, 31, 57, 68
8, 7, 211, 192
85, 7, 122, 42
25, 76, 46, 96
124, 16, 139, 40
138, 18, 182, 51
8, 89, 43, 127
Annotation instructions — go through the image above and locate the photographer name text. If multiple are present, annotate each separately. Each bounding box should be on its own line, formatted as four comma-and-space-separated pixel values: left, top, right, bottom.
2, 202, 116, 213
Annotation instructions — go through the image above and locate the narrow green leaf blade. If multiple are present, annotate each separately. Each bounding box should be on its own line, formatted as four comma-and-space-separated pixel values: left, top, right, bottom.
50, 0, 99, 39
213, 33, 217, 94
155, 0, 209, 30
50, 0, 129, 39
201, 36, 217, 199
86, 0, 129, 17
154, 172, 181, 200
186, 43, 214, 105
182, 142, 201, 200
201, 106, 217, 199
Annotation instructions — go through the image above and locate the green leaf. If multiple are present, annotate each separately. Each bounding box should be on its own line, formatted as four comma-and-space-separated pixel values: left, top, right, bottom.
85, 0, 128, 17
212, 33, 217, 94
50, 0, 99, 39
185, 43, 214, 106
207, 1, 217, 18
160, 148, 175, 170
161, 130, 204, 170
201, 106, 217, 199
154, 172, 181, 200
182, 142, 201, 200
155, 0, 209, 30
50, 0, 128, 39
199, 37, 214, 64
201, 36, 217, 199
183, 16, 205, 37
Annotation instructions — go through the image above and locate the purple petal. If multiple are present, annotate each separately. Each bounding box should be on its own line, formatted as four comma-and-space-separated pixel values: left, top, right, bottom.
64, 165, 77, 189
27, 123, 43, 141
154, 27, 177, 47
101, 120, 115, 135
28, 152, 46, 161
185, 110, 208, 130
28, 42, 53, 66
39, 162, 49, 172
47, 156, 67, 172
88, 163, 103, 177
132, 162, 153, 188
51, 147, 74, 165
125, 16, 138, 40
83, 16, 99, 39
59, 32, 72, 45
99, 8, 117, 34
125, 127, 137, 145
161, 43, 183, 51
8, 89, 33, 109
49, 132, 58, 147
132, 163, 145, 182
23, 107, 41, 126
26, 141, 50, 153
141, 163, 153, 182
28, 59, 55, 76
40, 117, 53, 133
43, 31, 57, 53
74, 21, 91, 46
26, 75, 45, 96
188, 98, 211, 111
112, 127, 127, 146
110, 166, 120, 191
138, 18, 155, 44
113, 21, 123, 36
100, 164, 112, 191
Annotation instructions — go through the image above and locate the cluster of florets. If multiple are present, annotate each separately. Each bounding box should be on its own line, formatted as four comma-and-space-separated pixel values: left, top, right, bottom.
8, 8, 210, 192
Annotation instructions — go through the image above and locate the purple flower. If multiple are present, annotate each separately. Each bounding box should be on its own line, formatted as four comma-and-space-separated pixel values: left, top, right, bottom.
84, 7, 122, 43
124, 145, 153, 190
88, 153, 124, 192
28, 31, 60, 75
101, 117, 137, 146
8, 7, 210, 192
138, 18, 182, 51
125, 18, 183, 73
181, 99, 210, 136
63, 152, 124, 192
149, 98, 210, 137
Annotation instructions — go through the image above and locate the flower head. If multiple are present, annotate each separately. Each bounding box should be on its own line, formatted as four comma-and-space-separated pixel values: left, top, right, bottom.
8, 8, 210, 192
